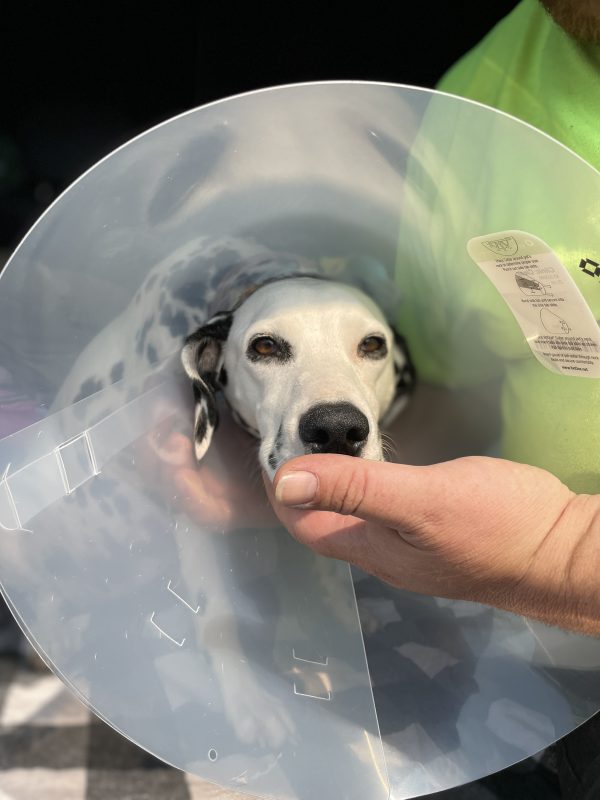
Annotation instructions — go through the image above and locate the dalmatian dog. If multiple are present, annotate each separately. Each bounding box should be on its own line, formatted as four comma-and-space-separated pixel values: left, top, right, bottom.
181, 275, 414, 478
55, 233, 414, 481
47, 235, 414, 751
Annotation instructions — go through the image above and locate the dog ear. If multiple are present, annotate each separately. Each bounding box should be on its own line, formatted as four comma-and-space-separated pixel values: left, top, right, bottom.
181, 311, 233, 461
381, 328, 416, 425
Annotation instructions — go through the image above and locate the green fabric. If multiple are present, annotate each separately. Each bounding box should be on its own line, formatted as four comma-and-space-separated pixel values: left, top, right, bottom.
395, 0, 600, 493
437, 0, 600, 171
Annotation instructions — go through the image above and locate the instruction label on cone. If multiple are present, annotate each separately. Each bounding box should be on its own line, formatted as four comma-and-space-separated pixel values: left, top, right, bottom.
467, 230, 600, 379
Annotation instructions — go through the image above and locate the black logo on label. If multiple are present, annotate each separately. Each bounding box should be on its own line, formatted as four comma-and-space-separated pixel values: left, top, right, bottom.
579, 258, 600, 277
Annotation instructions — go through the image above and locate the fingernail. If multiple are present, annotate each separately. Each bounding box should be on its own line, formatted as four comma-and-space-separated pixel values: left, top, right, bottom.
275, 471, 318, 507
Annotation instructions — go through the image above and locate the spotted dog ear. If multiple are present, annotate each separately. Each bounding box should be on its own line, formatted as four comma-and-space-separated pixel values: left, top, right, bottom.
181, 311, 233, 461
381, 328, 416, 425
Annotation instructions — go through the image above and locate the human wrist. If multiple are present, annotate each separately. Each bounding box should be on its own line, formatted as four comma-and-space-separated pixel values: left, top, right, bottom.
491, 492, 600, 635
551, 493, 600, 635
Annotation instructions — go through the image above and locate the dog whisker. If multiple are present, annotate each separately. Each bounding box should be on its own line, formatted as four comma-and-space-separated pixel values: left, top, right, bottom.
381, 431, 398, 462
381, 431, 398, 453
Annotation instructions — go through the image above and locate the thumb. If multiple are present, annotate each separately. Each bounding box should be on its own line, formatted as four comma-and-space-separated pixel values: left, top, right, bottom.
273, 454, 438, 531
268, 454, 444, 564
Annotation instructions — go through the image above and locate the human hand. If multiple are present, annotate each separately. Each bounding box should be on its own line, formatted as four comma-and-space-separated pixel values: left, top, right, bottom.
265, 454, 600, 635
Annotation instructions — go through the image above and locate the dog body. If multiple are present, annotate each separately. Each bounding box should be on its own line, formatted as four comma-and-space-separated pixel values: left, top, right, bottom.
46, 237, 413, 750
182, 277, 414, 477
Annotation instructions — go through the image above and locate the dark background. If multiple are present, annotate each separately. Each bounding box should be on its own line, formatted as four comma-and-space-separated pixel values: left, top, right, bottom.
1, 2, 519, 252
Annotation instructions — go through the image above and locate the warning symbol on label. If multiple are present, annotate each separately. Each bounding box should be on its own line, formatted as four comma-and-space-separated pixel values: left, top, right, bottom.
579, 258, 600, 278
483, 236, 518, 257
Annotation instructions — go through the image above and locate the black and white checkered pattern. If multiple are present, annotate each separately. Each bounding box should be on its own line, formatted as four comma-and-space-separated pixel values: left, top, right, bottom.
0, 593, 565, 800
0, 602, 258, 800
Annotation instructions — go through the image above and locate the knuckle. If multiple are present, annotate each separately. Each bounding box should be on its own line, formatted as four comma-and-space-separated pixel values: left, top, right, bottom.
326, 462, 369, 516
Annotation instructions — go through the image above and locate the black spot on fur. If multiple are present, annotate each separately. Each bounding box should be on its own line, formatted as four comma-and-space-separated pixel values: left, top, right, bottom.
393, 329, 416, 395
195, 408, 208, 442
147, 344, 158, 364
207, 400, 218, 427
218, 367, 228, 387
160, 304, 189, 338
397, 365, 415, 394
192, 384, 202, 404
165, 256, 212, 297
110, 361, 124, 383
191, 384, 218, 433
170, 310, 189, 338
186, 254, 213, 274
135, 316, 155, 356
173, 280, 205, 305
200, 314, 233, 341
73, 378, 104, 404
201, 370, 218, 389
210, 269, 225, 289
215, 249, 242, 270
268, 451, 278, 470
275, 424, 283, 450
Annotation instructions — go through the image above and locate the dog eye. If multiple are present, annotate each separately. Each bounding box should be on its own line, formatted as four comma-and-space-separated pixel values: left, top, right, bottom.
359, 335, 387, 356
247, 334, 293, 363
250, 336, 278, 356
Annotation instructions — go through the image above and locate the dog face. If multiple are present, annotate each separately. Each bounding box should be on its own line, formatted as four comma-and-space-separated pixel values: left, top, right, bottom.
181, 277, 414, 478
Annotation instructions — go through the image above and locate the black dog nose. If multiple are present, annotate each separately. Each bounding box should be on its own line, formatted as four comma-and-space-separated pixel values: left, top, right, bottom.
299, 402, 370, 456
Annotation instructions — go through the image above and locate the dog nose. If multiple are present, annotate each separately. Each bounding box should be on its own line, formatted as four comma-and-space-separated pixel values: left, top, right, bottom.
299, 402, 370, 456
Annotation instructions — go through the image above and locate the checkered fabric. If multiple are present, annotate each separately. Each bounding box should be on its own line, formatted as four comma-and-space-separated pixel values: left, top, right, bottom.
0, 657, 257, 800
0, 593, 563, 800
0, 600, 256, 800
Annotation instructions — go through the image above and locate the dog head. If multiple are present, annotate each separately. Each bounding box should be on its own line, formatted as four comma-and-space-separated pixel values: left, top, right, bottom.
181, 277, 414, 478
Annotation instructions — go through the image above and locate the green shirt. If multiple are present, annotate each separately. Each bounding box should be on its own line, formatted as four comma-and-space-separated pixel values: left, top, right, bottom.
395, 0, 600, 493
438, 0, 600, 171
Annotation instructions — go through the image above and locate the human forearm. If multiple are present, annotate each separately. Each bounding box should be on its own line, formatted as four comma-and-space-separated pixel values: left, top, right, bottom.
513, 493, 600, 636
267, 454, 600, 637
